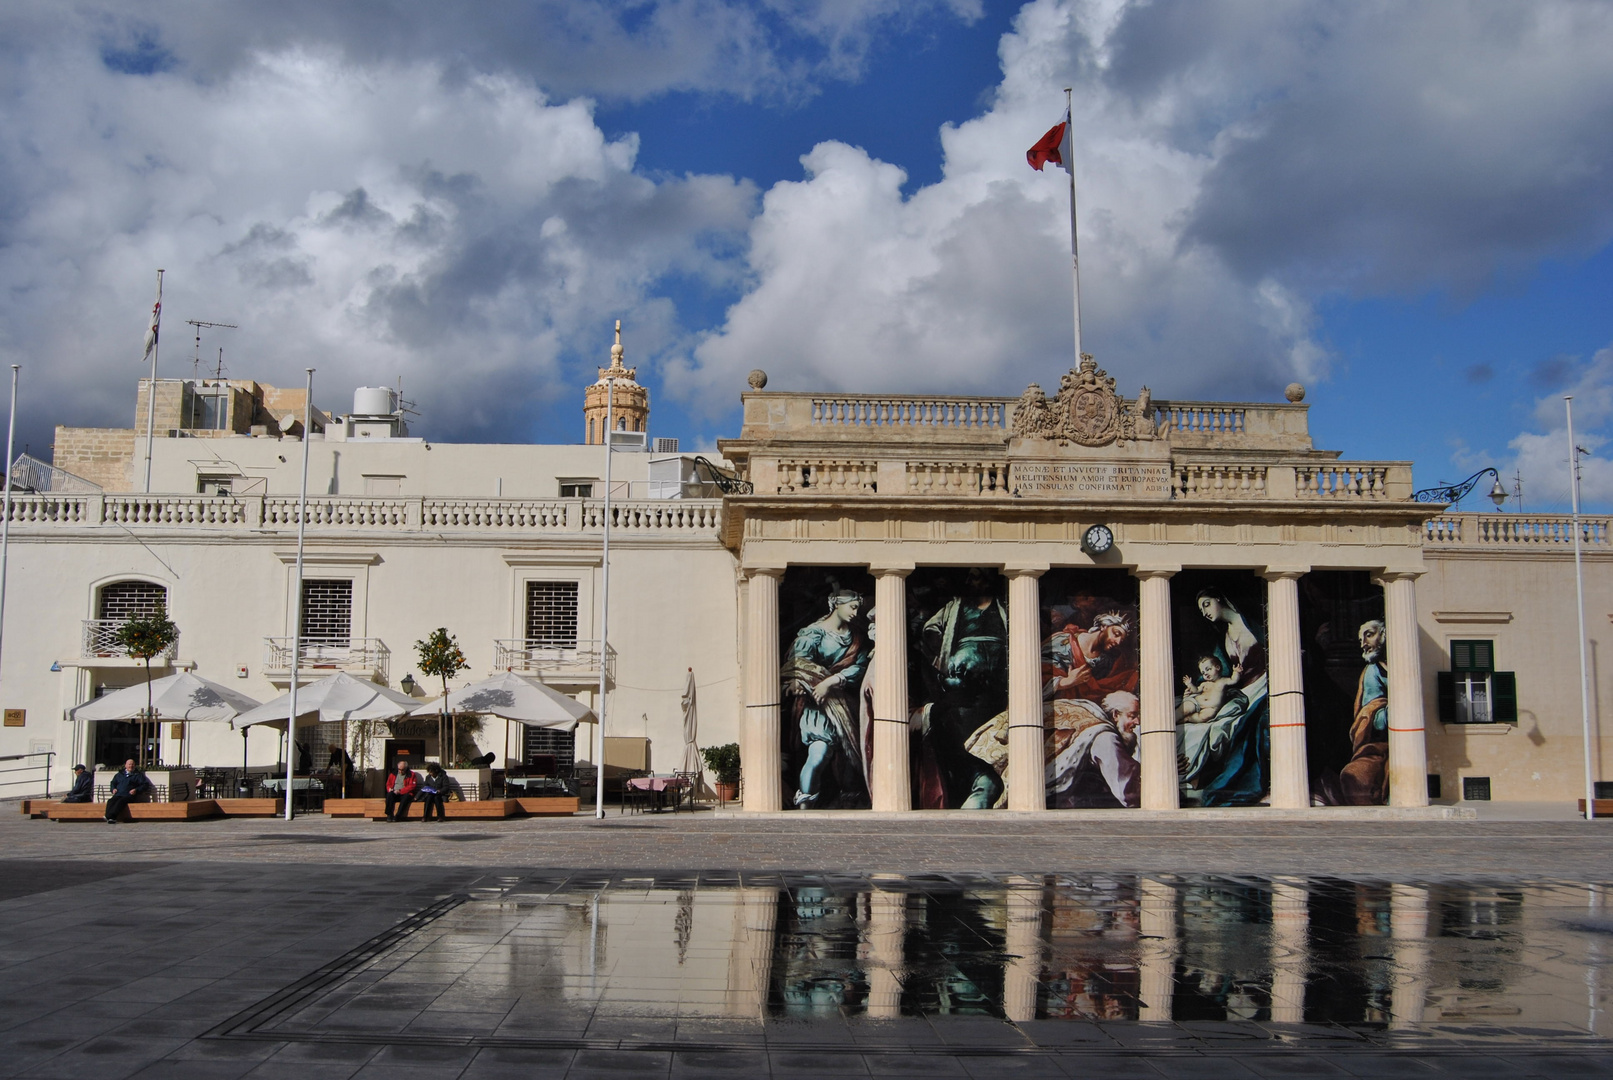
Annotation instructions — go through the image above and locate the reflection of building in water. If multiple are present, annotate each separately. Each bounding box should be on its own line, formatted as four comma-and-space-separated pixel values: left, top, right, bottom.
1040, 877, 1142, 1021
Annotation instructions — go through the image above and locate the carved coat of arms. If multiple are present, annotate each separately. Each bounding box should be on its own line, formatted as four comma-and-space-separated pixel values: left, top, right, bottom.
1010, 355, 1156, 446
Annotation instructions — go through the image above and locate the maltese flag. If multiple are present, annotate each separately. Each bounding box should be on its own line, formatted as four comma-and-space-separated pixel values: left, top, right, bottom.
140, 273, 163, 364
1026, 109, 1073, 173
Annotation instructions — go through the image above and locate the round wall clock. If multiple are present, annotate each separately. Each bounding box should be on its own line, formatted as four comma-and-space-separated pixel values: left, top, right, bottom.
1082, 523, 1114, 556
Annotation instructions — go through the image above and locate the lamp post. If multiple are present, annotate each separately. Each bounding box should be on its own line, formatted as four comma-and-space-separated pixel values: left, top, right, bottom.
1413, 468, 1509, 509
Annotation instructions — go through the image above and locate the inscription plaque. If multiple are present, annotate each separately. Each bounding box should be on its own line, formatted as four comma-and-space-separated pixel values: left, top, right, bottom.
1013, 461, 1172, 501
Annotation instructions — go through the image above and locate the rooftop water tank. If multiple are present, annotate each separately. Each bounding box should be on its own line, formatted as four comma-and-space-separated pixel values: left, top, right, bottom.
353, 386, 396, 416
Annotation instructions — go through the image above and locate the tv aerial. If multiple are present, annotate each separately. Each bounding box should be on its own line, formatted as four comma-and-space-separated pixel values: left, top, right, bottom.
185, 319, 238, 380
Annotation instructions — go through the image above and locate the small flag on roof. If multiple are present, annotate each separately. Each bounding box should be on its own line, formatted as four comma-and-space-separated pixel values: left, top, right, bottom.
1027, 108, 1073, 173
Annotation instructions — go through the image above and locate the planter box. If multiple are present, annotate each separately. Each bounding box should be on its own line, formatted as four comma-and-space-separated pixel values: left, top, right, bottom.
446, 767, 492, 801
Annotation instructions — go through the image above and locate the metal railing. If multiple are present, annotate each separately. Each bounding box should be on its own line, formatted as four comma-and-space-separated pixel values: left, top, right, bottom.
263, 638, 391, 682
494, 638, 616, 681
82, 619, 179, 660
0, 751, 54, 798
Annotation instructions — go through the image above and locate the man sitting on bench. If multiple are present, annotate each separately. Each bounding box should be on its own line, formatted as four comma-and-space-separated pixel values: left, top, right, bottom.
105, 759, 152, 823
62, 764, 94, 804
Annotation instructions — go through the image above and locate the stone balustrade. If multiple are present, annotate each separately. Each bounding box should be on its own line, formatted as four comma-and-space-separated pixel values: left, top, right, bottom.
776, 459, 879, 495
1425, 513, 1612, 548
906, 460, 1011, 497
1172, 463, 1269, 499
809, 395, 1008, 430
4, 494, 723, 538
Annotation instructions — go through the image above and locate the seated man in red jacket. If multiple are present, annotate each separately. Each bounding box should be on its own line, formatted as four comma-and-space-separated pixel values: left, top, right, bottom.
385, 761, 419, 821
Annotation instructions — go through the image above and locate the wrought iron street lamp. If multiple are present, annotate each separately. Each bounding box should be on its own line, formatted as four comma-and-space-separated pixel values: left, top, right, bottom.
1413, 468, 1508, 509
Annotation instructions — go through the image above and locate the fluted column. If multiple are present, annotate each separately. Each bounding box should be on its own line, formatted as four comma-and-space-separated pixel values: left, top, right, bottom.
1389, 883, 1431, 1027
1137, 877, 1178, 1022
1269, 878, 1309, 1024
1007, 570, 1047, 812
1378, 572, 1429, 807
1136, 570, 1180, 810
1263, 571, 1310, 809
871, 569, 912, 812
1003, 875, 1044, 1022
867, 886, 906, 1019
743, 568, 783, 812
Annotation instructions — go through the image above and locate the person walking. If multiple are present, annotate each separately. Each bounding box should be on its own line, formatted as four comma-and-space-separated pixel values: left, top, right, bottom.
104, 759, 152, 823
385, 761, 418, 821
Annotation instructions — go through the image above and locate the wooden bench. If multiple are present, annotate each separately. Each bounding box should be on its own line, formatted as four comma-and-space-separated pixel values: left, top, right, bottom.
363, 798, 522, 820
49, 800, 220, 822
335, 796, 578, 819
514, 796, 581, 816
1577, 799, 1613, 816
213, 798, 283, 817
21, 799, 61, 818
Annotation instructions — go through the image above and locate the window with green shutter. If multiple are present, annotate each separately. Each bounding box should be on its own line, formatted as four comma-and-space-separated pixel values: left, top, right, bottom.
1438, 639, 1516, 724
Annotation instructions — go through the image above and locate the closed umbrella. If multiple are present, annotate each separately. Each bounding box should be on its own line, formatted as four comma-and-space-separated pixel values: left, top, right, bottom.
681, 668, 701, 775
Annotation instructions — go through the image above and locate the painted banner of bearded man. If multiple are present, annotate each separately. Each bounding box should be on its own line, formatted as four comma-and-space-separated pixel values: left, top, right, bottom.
1043, 610, 1139, 707
782, 587, 872, 808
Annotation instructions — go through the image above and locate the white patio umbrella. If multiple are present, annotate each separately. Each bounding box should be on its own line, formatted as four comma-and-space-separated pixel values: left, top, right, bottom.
412, 672, 595, 769
72, 671, 263, 724
681, 668, 701, 775
232, 672, 418, 727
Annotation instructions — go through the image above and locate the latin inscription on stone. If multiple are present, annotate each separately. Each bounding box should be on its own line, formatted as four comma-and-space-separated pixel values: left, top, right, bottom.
1012, 461, 1172, 501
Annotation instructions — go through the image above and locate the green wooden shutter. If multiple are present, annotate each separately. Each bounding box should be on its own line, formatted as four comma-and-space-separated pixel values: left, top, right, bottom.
1436, 671, 1456, 723
1492, 671, 1517, 723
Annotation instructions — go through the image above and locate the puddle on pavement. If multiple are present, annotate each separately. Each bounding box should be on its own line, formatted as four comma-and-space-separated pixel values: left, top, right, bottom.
270, 875, 1613, 1041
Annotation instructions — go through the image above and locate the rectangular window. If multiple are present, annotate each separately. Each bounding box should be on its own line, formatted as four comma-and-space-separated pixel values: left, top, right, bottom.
197, 475, 233, 496
559, 480, 594, 498
1438, 640, 1517, 724
526, 581, 579, 648
1462, 776, 1492, 801
301, 579, 353, 645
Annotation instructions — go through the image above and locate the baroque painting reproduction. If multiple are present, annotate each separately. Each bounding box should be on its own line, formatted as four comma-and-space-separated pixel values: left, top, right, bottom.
1039, 569, 1141, 808
1299, 571, 1388, 805
778, 566, 876, 810
1171, 570, 1270, 807
906, 567, 1009, 809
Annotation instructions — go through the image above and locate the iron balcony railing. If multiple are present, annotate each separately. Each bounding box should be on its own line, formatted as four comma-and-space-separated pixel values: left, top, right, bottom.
263, 638, 391, 683
494, 638, 616, 682
81, 619, 179, 661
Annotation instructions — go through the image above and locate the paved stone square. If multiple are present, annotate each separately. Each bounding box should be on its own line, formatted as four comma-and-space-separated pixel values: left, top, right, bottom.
2, 810, 1612, 1078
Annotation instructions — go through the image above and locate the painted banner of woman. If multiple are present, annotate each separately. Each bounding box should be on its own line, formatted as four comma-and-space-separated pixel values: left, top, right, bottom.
781, 587, 872, 808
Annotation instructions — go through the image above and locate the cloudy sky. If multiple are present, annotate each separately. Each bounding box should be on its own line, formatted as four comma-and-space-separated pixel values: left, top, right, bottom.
3, 0, 1612, 510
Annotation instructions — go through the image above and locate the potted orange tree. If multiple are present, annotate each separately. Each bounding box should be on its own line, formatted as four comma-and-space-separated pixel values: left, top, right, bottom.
701, 742, 740, 803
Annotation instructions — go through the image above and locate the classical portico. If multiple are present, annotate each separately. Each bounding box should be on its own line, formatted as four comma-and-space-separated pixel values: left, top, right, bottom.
720, 358, 1432, 813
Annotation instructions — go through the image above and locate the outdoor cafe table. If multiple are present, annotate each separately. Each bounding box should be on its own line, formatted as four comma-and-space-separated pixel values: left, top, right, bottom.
624, 775, 690, 813
260, 776, 326, 810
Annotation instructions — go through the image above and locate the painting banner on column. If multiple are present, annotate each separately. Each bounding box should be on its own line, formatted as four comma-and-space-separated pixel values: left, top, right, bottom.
1172, 570, 1270, 807
906, 568, 1009, 809
1039, 570, 1141, 808
1299, 571, 1388, 805
779, 567, 875, 810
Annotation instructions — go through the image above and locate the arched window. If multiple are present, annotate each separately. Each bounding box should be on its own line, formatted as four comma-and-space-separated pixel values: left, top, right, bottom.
98, 581, 167, 622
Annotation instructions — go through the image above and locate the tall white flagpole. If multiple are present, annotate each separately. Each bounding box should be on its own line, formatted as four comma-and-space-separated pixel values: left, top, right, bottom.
1066, 87, 1083, 362
284, 368, 315, 821
0, 365, 19, 696
595, 335, 617, 820
143, 270, 164, 494
1568, 397, 1596, 820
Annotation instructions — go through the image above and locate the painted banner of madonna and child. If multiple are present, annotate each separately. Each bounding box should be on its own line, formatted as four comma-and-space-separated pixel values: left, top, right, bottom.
1171, 570, 1270, 807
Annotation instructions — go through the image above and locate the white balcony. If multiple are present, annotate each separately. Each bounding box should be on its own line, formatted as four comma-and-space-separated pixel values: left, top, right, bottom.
80, 619, 179, 662
493, 639, 615, 687
263, 638, 391, 685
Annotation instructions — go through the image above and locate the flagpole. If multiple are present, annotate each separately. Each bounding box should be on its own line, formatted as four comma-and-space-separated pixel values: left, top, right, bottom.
595, 355, 616, 820
0, 366, 19, 699
143, 270, 164, 494
1568, 396, 1595, 820
284, 367, 314, 821
1065, 88, 1084, 363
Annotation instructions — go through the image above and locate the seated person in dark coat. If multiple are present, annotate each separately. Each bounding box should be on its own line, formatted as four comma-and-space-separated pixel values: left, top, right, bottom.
104, 759, 153, 823
62, 764, 94, 803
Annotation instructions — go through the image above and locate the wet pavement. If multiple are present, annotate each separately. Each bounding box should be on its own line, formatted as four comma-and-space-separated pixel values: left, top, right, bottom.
3, 813, 1613, 1076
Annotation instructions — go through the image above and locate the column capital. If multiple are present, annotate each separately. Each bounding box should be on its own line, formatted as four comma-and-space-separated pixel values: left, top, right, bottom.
1260, 567, 1309, 582
1003, 565, 1047, 579
1131, 566, 1179, 580
868, 564, 914, 578
741, 565, 786, 580
1372, 569, 1425, 586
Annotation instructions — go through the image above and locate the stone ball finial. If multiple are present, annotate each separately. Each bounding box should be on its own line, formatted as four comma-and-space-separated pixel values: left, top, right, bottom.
747, 369, 768, 390
1285, 382, 1306, 403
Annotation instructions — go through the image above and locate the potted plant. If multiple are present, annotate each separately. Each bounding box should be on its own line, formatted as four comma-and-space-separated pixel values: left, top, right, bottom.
415, 627, 469, 761
114, 602, 178, 769
701, 742, 741, 802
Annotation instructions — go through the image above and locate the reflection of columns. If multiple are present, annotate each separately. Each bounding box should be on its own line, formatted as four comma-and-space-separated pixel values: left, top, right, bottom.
1263, 571, 1310, 809
1379, 573, 1429, 808
1138, 877, 1178, 1022
743, 569, 783, 811
871, 569, 912, 812
1007, 571, 1047, 812
867, 887, 907, 1018
1269, 878, 1309, 1024
1003, 876, 1044, 1022
1389, 883, 1431, 1027
725, 887, 780, 1017
1136, 570, 1180, 810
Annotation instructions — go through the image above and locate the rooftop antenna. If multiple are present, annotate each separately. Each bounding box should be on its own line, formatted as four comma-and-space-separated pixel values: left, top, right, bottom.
185, 319, 237, 382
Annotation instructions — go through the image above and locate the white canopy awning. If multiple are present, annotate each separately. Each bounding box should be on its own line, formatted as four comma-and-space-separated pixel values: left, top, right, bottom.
71, 672, 263, 724
233, 672, 419, 728
413, 672, 594, 731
